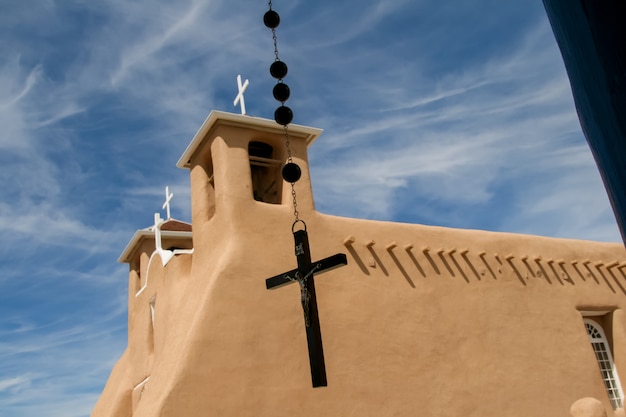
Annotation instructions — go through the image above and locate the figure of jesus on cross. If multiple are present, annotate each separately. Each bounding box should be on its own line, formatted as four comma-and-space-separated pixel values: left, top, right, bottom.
265, 226, 347, 387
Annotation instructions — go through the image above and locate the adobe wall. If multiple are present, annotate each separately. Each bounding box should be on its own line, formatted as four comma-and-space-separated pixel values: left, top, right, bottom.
93, 234, 194, 417
117, 203, 626, 417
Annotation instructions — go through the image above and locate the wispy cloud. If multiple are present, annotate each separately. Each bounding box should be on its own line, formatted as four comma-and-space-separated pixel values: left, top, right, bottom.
307, 19, 619, 241
0, 376, 31, 393
109, 0, 212, 86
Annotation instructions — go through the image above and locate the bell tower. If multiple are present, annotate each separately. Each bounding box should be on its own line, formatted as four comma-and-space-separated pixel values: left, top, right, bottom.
176, 111, 322, 250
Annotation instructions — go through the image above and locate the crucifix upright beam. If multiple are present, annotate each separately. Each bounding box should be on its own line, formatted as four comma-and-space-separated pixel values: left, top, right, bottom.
266, 229, 347, 387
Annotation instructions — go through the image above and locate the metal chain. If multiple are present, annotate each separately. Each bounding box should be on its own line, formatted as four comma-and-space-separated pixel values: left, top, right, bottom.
272, 30, 280, 62
283, 124, 299, 222
268, 0, 300, 225
269, 0, 280, 62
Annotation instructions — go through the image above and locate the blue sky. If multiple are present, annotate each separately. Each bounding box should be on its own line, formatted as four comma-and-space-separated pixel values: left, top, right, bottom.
0, 1, 621, 416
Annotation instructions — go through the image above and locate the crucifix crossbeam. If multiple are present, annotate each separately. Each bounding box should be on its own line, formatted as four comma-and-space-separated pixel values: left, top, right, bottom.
265, 229, 347, 387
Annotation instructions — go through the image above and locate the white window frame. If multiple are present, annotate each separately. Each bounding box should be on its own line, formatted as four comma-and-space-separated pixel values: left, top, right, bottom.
584, 318, 624, 409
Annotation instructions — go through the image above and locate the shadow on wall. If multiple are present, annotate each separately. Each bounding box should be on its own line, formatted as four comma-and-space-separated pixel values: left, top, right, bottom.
342, 236, 626, 295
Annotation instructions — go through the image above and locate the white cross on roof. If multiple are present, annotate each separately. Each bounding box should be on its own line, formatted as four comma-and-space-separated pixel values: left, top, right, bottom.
162, 186, 173, 219
153, 212, 164, 252
233, 74, 249, 115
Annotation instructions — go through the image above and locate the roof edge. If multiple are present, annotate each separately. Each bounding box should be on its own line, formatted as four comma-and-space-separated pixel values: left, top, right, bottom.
118, 230, 193, 264
176, 110, 323, 169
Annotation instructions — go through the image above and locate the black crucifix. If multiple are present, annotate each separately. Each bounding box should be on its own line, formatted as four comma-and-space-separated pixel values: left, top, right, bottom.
265, 227, 347, 387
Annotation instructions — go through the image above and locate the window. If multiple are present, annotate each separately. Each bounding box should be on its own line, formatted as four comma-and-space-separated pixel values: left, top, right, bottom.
584, 318, 624, 409
248, 141, 282, 204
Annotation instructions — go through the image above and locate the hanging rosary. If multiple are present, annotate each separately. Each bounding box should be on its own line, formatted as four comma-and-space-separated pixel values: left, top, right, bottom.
263, 1, 348, 388
264, 1, 302, 220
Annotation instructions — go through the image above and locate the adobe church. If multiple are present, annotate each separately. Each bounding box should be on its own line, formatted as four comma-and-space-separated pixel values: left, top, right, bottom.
92, 110, 626, 417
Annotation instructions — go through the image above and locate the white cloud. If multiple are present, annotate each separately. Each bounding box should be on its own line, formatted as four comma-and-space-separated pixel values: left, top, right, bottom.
109, 0, 210, 86
0, 376, 31, 393
307, 18, 620, 243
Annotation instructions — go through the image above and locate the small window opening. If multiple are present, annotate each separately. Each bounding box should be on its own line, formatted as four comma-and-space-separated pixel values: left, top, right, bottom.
249, 141, 282, 204
584, 318, 624, 409
204, 154, 216, 221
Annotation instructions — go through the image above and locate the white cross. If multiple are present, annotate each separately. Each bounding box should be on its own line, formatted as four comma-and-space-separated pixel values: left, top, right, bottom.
153, 212, 164, 252
233, 74, 250, 115
162, 186, 173, 219
152, 212, 175, 266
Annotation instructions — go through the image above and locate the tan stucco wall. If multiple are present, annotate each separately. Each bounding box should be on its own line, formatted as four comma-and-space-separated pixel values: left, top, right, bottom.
92, 112, 626, 417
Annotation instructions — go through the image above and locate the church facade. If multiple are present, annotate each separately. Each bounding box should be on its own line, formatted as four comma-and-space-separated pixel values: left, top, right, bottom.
92, 111, 626, 417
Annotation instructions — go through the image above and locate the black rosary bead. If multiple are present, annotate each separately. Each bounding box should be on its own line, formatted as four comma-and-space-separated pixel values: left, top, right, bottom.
270, 61, 288, 79
274, 105, 293, 125
264, 10, 280, 28
282, 162, 302, 183
273, 83, 290, 102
